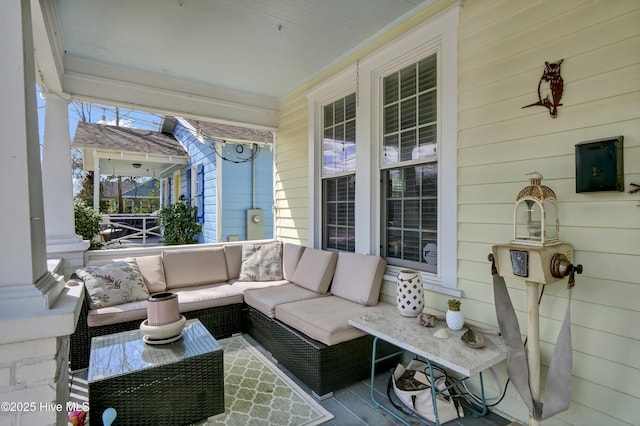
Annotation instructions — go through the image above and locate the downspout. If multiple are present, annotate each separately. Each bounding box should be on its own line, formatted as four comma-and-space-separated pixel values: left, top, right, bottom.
252, 144, 257, 210
216, 141, 223, 242
93, 152, 100, 212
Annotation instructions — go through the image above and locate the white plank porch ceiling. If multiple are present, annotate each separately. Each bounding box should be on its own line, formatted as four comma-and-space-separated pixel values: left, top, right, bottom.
53, 0, 434, 100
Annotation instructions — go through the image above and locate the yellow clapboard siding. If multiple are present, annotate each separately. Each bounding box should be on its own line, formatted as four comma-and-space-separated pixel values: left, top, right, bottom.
459, 92, 639, 148
459, 6, 640, 78
460, 35, 640, 111
458, 120, 639, 167
269, 1, 640, 423
460, 65, 640, 130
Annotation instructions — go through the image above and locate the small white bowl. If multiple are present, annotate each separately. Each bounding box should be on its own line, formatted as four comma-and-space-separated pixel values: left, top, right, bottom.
140, 315, 186, 340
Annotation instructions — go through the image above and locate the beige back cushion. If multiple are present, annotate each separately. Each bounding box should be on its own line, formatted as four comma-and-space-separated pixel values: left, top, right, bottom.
282, 243, 305, 281
290, 247, 337, 294
223, 244, 243, 279
162, 247, 228, 289
133, 255, 166, 293
329, 252, 387, 305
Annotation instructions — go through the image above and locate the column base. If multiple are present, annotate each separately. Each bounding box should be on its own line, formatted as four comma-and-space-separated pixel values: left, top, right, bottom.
46, 236, 90, 279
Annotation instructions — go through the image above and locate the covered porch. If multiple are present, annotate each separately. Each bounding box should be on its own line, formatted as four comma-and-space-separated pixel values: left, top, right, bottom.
1, 0, 638, 425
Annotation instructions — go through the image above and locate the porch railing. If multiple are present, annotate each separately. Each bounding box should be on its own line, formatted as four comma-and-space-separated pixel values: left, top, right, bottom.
100, 214, 161, 246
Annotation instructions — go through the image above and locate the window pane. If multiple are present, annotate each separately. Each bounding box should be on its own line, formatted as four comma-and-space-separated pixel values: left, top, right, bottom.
323, 175, 355, 252
419, 163, 438, 197
418, 55, 437, 91
383, 163, 438, 272
334, 98, 345, 123
418, 91, 436, 125
323, 93, 356, 175
418, 125, 437, 159
345, 93, 356, 120
383, 134, 399, 165
326, 176, 336, 201
400, 129, 416, 162
403, 231, 421, 262
400, 65, 416, 99
384, 104, 399, 134
421, 199, 437, 230
324, 103, 333, 127
384, 73, 399, 104
403, 200, 420, 228
400, 98, 416, 130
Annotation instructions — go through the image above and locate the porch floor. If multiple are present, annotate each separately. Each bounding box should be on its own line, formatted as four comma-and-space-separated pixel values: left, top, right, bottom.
70, 334, 512, 425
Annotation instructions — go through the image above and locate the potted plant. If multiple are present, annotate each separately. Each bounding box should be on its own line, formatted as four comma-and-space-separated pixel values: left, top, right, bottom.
158, 201, 202, 245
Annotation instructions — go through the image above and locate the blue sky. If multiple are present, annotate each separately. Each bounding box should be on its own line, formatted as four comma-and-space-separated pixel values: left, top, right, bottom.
36, 85, 164, 194
36, 85, 162, 145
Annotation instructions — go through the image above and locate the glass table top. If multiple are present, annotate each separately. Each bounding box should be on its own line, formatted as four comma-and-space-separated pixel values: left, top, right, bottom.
88, 319, 221, 383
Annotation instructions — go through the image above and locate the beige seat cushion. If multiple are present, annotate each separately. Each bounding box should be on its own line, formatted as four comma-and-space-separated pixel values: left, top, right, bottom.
87, 283, 244, 327
231, 279, 290, 293
162, 247, 228, 289
275, 297, 393, 346
87, 300, 148, 327
244, 283, 327, 318
290, 247, 337, 294
330, 252, 387, 306
172, 283, 244, 312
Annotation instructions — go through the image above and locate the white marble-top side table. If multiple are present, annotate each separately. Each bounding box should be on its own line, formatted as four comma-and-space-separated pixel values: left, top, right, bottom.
349, 303, 508, 425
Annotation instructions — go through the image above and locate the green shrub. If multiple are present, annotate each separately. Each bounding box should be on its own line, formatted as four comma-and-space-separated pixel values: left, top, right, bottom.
74, 199, 102, 249
158, 201, 202, 245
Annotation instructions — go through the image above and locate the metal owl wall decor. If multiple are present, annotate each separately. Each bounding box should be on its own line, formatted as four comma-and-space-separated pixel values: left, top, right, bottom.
522, 59, 565, 118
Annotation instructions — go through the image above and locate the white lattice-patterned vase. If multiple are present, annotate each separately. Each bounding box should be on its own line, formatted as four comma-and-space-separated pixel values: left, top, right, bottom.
396, 270, 424, 317
445, 299, 464, 330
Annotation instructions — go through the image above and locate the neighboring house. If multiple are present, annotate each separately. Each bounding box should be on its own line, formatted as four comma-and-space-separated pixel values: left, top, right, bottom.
121, 178, 160, 213
72, 121, 189, 212
162, 117, 275, 243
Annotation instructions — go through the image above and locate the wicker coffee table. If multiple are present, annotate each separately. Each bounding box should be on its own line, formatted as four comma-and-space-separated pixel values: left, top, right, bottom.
88, 319, 224, 425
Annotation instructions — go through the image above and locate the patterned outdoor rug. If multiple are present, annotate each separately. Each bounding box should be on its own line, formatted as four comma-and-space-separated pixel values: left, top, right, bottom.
195, 335, 333, 426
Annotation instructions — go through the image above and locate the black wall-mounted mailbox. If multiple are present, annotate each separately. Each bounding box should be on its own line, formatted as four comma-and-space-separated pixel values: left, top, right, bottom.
575, 136, 624, 193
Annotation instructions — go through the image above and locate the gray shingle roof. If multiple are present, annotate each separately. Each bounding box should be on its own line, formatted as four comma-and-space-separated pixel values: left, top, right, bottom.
72, 121, 188, 157
182, 119, 274, 145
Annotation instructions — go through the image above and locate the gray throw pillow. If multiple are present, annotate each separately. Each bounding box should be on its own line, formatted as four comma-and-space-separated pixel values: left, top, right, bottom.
76, 261, 149, 309
238, 241, 283, 281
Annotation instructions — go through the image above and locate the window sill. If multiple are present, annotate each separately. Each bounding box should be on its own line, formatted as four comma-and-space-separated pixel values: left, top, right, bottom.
384, 266, 462, 297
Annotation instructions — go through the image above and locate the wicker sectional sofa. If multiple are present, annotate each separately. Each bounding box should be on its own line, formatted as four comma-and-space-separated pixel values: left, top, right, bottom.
70, 241, 399, 397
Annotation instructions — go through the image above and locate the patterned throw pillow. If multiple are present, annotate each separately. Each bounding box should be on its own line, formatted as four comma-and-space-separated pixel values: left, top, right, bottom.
76, 261, 149, 309
238, 241, 283, 281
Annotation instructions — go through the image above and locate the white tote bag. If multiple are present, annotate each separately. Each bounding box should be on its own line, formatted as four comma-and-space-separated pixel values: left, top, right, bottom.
389, 359, 460, 424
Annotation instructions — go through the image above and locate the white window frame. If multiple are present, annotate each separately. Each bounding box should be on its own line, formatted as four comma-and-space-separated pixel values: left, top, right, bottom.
161, 177, 170, 207
307, 4, 459, 295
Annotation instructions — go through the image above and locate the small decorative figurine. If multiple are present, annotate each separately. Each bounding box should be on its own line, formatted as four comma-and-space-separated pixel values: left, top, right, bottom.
445, 299, 465, 331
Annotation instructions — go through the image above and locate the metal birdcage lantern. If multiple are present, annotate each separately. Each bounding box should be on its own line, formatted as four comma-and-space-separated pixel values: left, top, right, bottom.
512, 172, 560, 246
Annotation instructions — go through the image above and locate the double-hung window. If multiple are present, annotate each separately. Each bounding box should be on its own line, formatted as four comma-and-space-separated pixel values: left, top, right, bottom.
322, 94, 356, 252
308, 4, 458, 293
381, 55, 438, 273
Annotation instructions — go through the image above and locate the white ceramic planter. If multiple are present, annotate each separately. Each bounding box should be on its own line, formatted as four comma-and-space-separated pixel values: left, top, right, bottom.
446, 309, 464, 331
396, 270, 424, 317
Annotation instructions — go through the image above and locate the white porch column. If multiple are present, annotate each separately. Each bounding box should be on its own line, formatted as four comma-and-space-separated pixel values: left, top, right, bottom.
42, 93, 90, 278
0, 1, 84, 425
